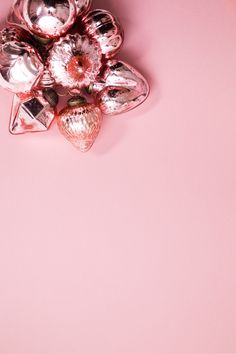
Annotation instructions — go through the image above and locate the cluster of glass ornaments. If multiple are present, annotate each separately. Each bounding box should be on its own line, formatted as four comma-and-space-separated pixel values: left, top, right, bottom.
0, 0, 149, 152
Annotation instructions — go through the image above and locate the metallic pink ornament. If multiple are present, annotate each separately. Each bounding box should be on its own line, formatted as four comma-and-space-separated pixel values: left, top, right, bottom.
22, 0, 77, 39
75, 0, 92, 16
0, 29, 44, 94
83, 9, 124, 58
96, 86, 147, 116
91, 60, 149, 115
57, 96, 102, 151
10, 90, 55, 134
48, 33, 102, 89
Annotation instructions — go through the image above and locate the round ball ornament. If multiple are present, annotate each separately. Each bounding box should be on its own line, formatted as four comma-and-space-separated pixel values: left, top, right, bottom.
83, 9, 124, 58
22, 0, 77, 39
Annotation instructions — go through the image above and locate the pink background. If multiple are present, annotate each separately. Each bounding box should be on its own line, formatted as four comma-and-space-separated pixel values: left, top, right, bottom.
0, 0, 236, 353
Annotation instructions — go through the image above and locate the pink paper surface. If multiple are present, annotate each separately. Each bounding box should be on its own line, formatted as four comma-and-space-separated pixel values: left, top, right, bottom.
0, 0, 236, 353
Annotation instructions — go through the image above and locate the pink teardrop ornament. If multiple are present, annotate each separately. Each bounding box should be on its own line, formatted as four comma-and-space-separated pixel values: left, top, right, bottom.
57, 99, 102, 152
97, 86, 148, 116
92, 60, 149, 115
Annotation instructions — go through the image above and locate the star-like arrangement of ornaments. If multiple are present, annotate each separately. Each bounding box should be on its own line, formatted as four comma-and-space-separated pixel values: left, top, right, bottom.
0, 0, 149, 152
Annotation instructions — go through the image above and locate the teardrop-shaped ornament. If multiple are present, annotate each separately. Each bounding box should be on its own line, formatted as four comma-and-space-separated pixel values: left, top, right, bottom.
90, 60, 149, 115
57, 96, 102, 152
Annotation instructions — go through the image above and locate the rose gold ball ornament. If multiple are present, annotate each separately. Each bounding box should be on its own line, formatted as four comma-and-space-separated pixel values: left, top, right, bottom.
48, 33, 102, 89
83, 9, 124, 58
90, 60, 149, 115
0, 27, 44, 94
22, 0, 77, 39
57, 95, 102, 152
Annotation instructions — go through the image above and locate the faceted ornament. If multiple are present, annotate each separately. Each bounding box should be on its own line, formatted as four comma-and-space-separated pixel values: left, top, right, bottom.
57, 96, 102, 152
83, 9, 124, 58
92, 60, 149, 115
10, 91, 55, 134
